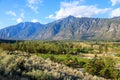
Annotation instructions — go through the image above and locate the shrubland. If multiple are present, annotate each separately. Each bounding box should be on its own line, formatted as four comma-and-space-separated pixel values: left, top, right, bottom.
0, 41, 120, 80
0, 51, 109, 80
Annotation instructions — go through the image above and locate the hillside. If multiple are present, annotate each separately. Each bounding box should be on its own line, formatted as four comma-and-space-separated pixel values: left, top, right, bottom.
0, 16, 120, 40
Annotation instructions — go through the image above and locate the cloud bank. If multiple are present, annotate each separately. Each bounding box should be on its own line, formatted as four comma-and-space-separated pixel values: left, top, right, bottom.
47, 1, 111, 19
110, 8, 120, 17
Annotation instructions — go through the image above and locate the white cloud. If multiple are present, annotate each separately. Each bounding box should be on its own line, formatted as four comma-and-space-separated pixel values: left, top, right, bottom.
16, 12, 25, 23
110, 8, 120, 17
111, 0, 120, 6
6, 11, 17, 17
26, 0, 42, 13
46, 14, 54, 19
47, 1, 111, 19
17, 18, 22, 23
31, 19, 38, 22
20, 12, 24, 18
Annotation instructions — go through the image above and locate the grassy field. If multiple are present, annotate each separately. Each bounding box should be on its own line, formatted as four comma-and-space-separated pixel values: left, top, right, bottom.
37, 53, 89, 67
37, 54, 88, 61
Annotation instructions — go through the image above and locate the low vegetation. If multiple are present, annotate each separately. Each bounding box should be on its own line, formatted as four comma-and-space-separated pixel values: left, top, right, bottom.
0, 51, 107, 80
84, 55, 120, 79
0, 41, 120, 80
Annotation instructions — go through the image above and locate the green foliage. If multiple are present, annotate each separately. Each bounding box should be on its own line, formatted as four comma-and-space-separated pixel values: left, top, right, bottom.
49, 54, 56, 61
115, 53, 120, 57
38, 53, 88, 68
0, 43, 14, 51
1, 41, 120, 79
79, 61, 86, 68
0, 41, 94, 55
79, 47, 93, 53
98, 44, 103, 54
84, 56, 119, 79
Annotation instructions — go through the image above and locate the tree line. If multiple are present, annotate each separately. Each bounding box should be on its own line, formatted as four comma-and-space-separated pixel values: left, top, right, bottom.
0, 41, 93, 55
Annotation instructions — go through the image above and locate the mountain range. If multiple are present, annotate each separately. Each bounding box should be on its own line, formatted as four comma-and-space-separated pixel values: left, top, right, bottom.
0, 16, 120, 41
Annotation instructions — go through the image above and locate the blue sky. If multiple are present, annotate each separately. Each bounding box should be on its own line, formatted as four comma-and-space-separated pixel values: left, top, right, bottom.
0, 0, 120, 29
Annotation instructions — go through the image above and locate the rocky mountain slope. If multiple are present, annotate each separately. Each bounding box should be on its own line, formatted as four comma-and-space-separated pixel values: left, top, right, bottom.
0, 16, 120, 40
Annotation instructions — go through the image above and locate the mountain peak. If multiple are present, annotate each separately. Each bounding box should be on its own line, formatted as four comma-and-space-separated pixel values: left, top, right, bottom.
61, 15, 77, 23
112, 16, 120, 20
66, 15, 76, 19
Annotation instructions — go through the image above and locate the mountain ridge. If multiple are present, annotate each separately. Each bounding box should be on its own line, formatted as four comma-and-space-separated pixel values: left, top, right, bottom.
0, 16, 120, 40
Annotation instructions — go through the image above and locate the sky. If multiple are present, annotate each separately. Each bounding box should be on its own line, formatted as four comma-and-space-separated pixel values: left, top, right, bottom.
0, 0, 120, 29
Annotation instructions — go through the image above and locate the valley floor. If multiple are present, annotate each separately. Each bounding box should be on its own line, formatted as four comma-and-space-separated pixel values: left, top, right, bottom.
0, 50, 110, 80
0, 41, 120, 79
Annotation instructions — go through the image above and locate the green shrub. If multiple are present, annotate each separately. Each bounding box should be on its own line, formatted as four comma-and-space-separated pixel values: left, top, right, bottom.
50, 54, 56, 61
79, 61, 86, 68
115, 53, 120, 57
84, 56, 119, 79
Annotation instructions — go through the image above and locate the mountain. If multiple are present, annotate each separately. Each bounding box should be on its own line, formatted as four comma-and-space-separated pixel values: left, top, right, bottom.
0, 16, 120, 40
0, 22, 44, 40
